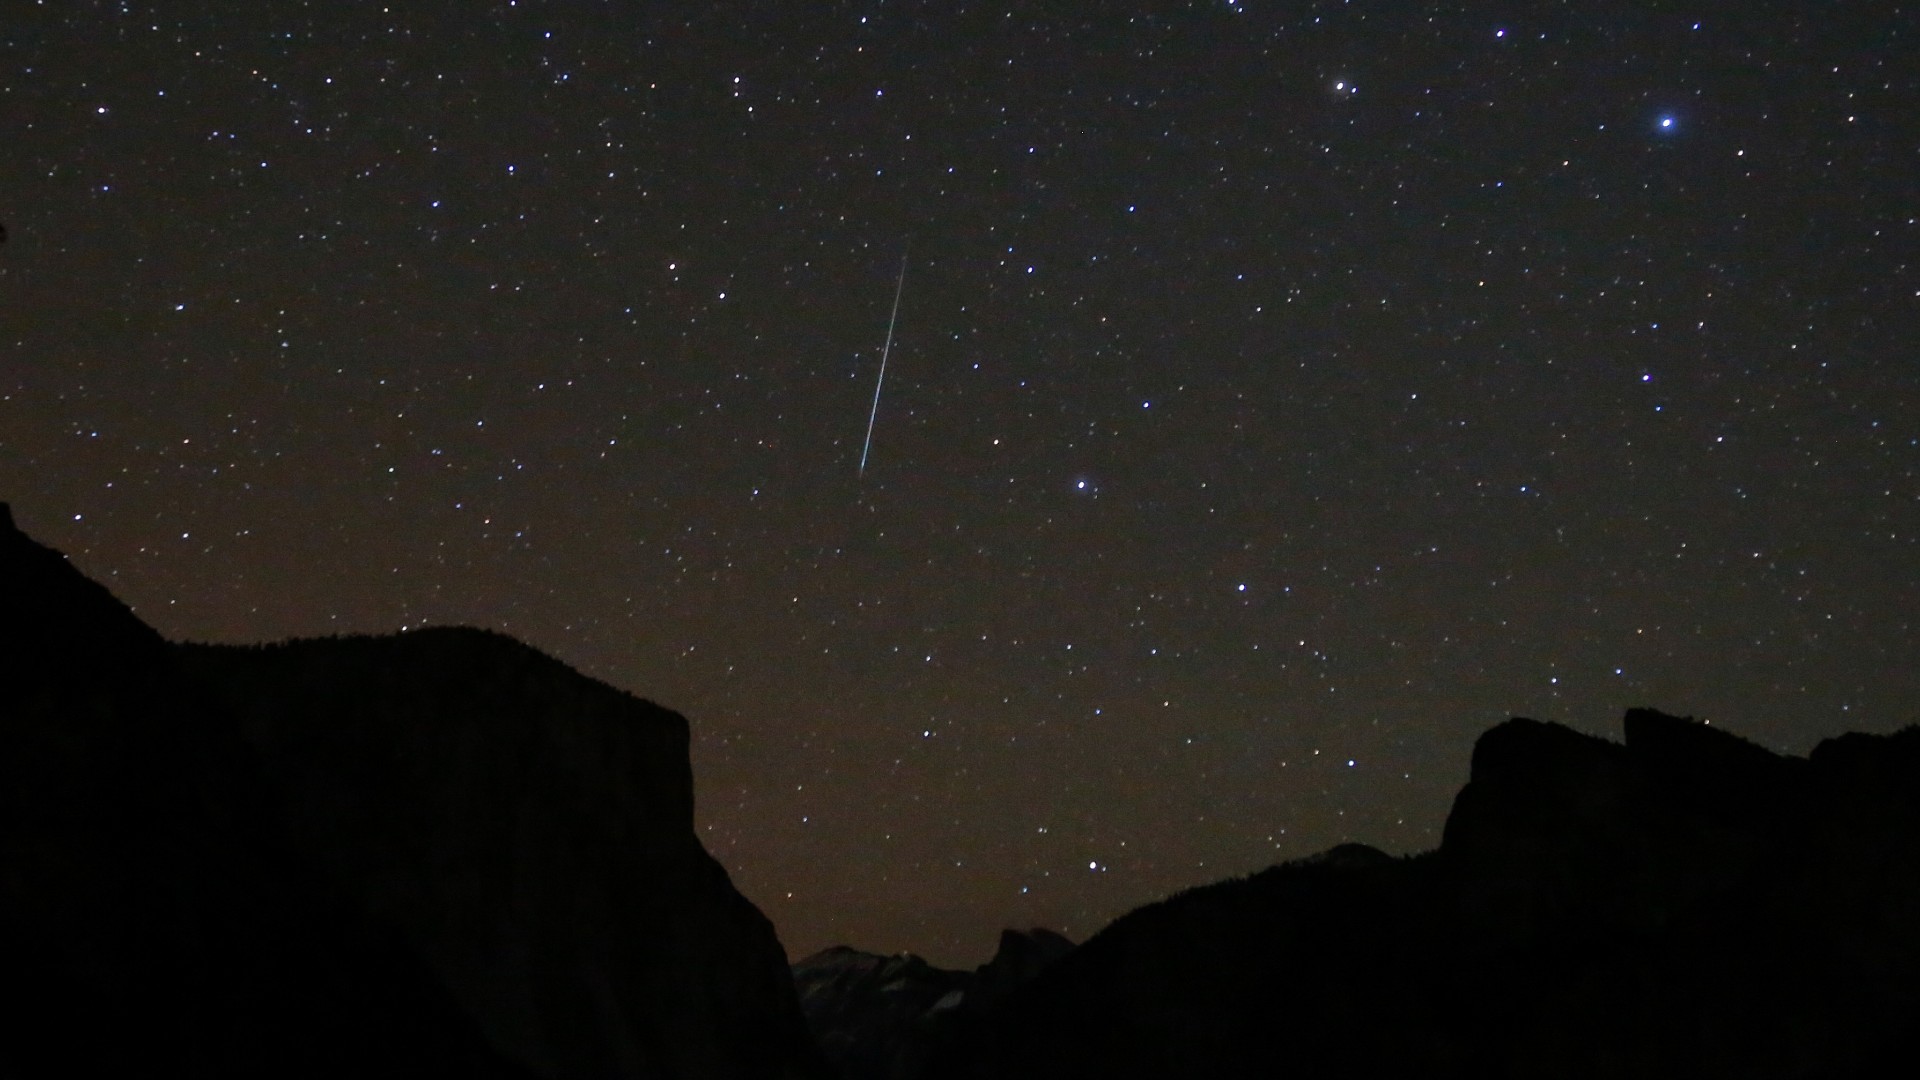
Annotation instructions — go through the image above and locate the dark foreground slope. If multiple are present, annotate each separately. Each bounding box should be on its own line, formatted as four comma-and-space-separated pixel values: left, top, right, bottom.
930, 712, 1920, 1079
0, 503, 824, 1079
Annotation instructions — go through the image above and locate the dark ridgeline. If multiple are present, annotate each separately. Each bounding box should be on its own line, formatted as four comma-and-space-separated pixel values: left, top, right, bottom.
792, 928, 1073, 1080
910, 711, 1920, 1079
0, 503, 827, 1079
12, 492, 1920, 1079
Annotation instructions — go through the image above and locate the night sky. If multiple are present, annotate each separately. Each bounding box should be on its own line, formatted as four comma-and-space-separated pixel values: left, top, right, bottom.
4, 2, 1917, 966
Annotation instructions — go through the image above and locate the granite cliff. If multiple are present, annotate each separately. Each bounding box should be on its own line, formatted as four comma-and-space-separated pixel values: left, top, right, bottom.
178, 629, 823, 1079
0, 503, 825, 1078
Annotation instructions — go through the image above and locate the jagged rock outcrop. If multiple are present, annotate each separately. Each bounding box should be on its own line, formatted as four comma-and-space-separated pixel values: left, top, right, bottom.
793, 929, 1073, 1080
0, 502, 826, 1078
929, 709, 1920, 1079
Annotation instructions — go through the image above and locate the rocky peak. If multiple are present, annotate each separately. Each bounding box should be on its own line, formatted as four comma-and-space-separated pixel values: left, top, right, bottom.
972, 928, 1074, 1000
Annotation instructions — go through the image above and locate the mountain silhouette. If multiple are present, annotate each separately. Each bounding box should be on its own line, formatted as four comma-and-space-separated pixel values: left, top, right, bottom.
0, 503, 826, 1078
12, 495, 1918, 1076
916, 711, 1920, 1079
792, 928, 1072, 1080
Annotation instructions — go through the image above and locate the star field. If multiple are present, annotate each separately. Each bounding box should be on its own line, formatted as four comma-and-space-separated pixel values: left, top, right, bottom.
4, 2, 1917, 965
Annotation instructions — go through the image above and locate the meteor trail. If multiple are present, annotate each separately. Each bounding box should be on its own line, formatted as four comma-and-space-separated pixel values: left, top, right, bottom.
858, 246, 909, 477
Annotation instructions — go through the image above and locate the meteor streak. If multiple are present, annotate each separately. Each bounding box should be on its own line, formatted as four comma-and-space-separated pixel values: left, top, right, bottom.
858, 245, 910, 477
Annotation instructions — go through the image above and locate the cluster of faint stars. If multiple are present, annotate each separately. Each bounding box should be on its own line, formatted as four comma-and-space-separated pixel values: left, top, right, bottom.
4, 0, 1914, 965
